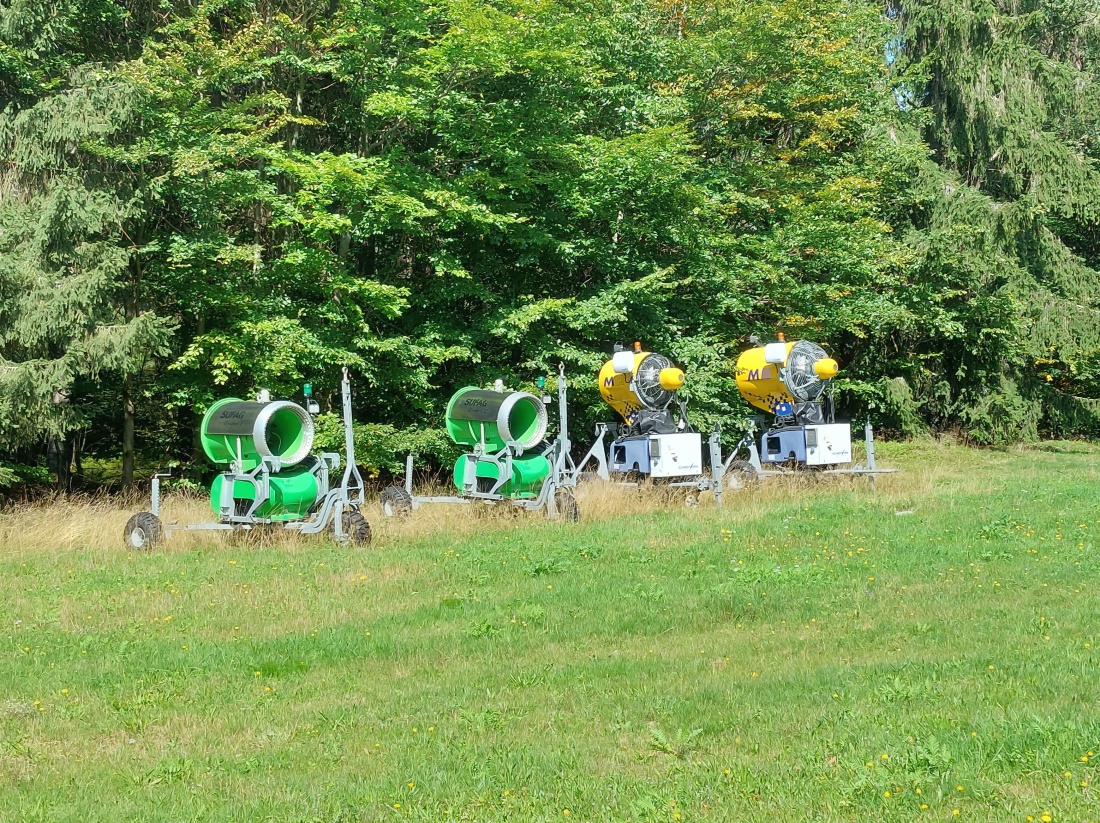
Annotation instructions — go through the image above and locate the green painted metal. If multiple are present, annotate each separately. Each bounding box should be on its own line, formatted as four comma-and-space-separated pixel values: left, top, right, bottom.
452, 453, 551, 498
209, 465, 321, 521
445, 387, 547, 450
200, 398, 313, 470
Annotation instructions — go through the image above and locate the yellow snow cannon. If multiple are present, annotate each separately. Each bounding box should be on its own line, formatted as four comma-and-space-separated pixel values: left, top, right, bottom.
598, 342, 686, 427
734, 334, 853, 469
594, 342, 706, 481
734, 333, 839, 417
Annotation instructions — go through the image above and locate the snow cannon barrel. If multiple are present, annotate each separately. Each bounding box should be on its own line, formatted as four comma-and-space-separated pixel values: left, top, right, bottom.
201, 398, 315, 471
445, 387, 548, 451
453, 453, 551, 498
735, 339, 839, 414
209, 464, 321, 521
598, 348, 686, 425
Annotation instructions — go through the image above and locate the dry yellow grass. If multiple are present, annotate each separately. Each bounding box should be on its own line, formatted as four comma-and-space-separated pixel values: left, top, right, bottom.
0, 439, 948, 556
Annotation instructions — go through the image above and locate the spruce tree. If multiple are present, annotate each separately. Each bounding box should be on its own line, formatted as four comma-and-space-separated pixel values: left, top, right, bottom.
893, 0, 1100, 440
0, 71, 172, 488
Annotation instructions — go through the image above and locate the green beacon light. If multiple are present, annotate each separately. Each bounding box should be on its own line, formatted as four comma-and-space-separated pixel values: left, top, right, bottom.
303, 383, 319, 415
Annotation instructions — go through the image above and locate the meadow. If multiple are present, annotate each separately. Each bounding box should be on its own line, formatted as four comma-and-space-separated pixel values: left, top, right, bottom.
1, 442, 1098, 822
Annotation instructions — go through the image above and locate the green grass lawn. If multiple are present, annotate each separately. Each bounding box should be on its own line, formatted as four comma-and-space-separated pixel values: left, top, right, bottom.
1, 442, 1099, 821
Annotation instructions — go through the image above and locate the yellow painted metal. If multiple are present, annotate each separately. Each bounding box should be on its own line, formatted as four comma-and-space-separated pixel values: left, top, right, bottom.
735, 342, 795, 414
735, 341, 840, 413
598, 351, 650, 424
814, 358, 839, 379
659, 367, 685, 391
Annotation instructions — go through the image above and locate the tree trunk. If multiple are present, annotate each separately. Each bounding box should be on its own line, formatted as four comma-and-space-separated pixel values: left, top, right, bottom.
190, 312, 206, 477
122, 372, 135, 491
49, 433, 73, 492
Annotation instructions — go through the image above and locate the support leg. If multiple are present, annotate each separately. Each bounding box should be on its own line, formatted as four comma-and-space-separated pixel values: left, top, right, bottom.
708, 429, 724, 509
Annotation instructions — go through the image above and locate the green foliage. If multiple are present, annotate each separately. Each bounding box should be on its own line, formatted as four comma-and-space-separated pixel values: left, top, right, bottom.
3, 0, 1100, 486
889, 0, 1100, 441
311, 412, 455, 476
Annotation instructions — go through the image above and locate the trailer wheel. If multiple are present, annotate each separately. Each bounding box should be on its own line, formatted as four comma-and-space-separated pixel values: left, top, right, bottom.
725, 460, 760, 491
333, 507, 372, 545
380, 486, 413, 517
123, 512, 163, 551
555, 489, 580, 523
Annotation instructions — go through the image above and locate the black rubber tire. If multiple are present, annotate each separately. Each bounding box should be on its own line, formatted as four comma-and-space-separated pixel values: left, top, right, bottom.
333, 507, 372, 545
380, 485, 413, 517
555, 489, 580, 523
123, 512, 163, 551
725, 460, 760, 491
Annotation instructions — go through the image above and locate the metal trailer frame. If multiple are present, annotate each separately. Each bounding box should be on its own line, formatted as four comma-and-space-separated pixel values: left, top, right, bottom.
572, 418, 896, 502
727, 419, 898, 487
572, 423, 729, 507
128, 367, 367, 548
386, 365, 582, 520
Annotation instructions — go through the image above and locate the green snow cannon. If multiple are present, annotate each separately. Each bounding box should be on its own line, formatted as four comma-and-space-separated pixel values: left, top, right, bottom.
445, 387, 550, 497
445, 388, 548, 450
201, 398, 315, 471
200, 397, 320, 519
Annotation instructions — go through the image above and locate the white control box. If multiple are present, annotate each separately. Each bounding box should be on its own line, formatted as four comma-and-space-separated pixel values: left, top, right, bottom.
648, 433, 703, 478
804, 423, 852, 466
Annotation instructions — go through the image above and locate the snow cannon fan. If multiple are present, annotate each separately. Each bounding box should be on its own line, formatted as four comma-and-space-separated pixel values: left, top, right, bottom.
598, 342, 687, 436
445, 387, 549, 451
201, 396, 316, 471
734, 334, 850, 467
734, 335, 838, 424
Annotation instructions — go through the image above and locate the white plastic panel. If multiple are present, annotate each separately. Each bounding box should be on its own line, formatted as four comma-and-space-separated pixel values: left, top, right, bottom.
764, 342, 789, 364
612, 350, 636, 374
804, 423, 852, 466
648, 433, 703, 477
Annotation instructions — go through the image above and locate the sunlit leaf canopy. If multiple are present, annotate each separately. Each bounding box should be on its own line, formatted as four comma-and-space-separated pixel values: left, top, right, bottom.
2, 0, 1099, 486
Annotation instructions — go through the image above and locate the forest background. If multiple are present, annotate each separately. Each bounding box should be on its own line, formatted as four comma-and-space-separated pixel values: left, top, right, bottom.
2, 0, 1100, 492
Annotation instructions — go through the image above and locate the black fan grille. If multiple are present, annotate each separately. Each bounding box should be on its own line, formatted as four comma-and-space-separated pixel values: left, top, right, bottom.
783, 340, 830, 402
